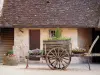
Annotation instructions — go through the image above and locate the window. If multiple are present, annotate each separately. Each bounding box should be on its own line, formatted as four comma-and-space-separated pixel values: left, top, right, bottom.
49, 30, 56, 38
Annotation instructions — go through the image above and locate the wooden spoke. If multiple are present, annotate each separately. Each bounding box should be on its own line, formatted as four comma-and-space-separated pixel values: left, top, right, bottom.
61, 60, 65, 68
61, 51, 69, 58
50, 51, 56, 57
51, 60, 56, 66
58, 61, 61, 69
53, 60, 58, 69
56, 60, 59, 69
60, 49, 65, 57
46, 47, 71, 70
48, 55, 56, 59
63, 57, 69, 60
49, 57, 56, 60
53, 48, 57, 57
63, 60, 68, 64
57, 48, 59, 57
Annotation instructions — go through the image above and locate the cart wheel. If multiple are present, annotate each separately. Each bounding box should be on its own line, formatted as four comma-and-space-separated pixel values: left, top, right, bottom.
46, 47, 71, 70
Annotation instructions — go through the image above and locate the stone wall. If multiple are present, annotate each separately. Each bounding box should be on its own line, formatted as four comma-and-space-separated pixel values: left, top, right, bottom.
13, 28, 78, 62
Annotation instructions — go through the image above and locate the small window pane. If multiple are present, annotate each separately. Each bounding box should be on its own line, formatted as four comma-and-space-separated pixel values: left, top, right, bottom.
49, 30, 55, 38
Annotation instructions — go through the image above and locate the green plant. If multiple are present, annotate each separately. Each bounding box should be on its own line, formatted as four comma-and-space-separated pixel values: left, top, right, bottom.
72, 48, 86, 54
48, 27, 71, 41
6, 50, 13, 56
51, 37, 71, 40
55, 27, 61, 38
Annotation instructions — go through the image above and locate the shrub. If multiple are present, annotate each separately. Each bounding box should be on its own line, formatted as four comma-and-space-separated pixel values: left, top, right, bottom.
55, 27, 61, 38
6, 50, 13, 56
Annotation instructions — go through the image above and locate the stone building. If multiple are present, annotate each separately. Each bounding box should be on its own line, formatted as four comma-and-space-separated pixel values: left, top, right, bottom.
0, 0, 100, 63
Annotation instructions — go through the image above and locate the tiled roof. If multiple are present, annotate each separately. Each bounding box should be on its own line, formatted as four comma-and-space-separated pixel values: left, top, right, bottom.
1, 0, 100, 28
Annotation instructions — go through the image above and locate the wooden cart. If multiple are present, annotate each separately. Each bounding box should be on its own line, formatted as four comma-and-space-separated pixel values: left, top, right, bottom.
26, 36, 100, 70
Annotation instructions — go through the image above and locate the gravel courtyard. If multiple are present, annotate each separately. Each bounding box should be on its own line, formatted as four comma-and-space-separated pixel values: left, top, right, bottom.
0, 62, 100, 75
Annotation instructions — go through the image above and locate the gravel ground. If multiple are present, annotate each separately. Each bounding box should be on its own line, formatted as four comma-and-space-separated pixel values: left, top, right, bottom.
0, 62, 100, 75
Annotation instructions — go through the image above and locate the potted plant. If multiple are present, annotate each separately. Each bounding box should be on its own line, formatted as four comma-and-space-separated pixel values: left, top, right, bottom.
3, 50, 18, 65
71, 48, 86, 54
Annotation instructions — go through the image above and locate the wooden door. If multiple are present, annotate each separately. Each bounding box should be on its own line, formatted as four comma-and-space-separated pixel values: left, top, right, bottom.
29, 30, 40, 60
29, 30, 40, 50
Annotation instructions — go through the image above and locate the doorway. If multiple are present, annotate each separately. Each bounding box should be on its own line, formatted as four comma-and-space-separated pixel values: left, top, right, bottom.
29, 30, 40, 50
0, 28, 14, 62
92, 28, 100, 63
29, 30, 40, 60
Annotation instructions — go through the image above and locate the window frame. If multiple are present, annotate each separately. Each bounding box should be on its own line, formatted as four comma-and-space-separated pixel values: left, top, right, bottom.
49, 29, 56, 38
